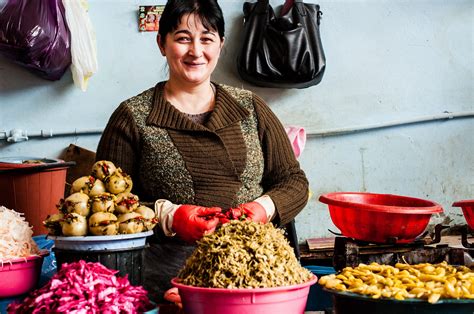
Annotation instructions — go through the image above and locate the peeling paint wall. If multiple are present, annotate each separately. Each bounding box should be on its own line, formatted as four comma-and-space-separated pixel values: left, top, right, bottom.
0, 0, 473, 242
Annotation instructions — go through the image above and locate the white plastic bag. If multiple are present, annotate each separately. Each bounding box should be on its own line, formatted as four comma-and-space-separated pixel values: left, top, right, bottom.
62, 0, 98, 91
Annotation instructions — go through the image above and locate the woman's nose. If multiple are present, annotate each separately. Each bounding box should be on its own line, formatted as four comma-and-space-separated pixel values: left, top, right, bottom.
189, 40, 204, 57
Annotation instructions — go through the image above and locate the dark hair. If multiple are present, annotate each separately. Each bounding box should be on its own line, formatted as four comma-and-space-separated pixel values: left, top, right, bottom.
158, 0, 225, 45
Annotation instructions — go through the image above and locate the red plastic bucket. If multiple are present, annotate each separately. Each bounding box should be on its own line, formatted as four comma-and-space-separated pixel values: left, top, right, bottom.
172, 275, 317, 314
0, 157, 74, 235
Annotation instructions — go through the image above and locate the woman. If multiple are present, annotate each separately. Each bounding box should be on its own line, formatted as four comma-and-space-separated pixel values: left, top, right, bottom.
96, 0, 309, 303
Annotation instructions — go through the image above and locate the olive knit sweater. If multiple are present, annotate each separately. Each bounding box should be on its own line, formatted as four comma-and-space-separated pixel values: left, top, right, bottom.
96, 82, 308, 226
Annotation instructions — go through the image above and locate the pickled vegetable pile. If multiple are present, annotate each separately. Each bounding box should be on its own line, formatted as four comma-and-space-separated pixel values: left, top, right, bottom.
43, 160, 158, 236
7, 260, 154, 313
178, 220, 313, 288
319, 261, 474, 303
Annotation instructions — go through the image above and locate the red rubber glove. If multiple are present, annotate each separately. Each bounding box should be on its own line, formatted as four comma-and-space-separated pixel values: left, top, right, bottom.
164, 287, 182, 308
172, 205, 222, 242
239, 202, 268, 223
218, 207, 243, 224
222, 202, 267, 224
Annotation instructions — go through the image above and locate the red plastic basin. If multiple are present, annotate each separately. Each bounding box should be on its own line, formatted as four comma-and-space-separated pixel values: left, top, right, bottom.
172, 276, 317, 314
452, 200, 474, 229
319, 192, 443, 244
0, 251, 49, 298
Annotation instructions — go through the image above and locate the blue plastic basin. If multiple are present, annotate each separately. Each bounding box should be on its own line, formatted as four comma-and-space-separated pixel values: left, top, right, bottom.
304, 265, 336, 311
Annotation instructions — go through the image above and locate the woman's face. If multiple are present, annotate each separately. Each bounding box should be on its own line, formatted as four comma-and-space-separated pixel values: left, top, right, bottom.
158, 14, 224, 85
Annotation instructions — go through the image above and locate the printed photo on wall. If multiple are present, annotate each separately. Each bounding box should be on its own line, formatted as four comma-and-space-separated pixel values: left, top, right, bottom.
138, 5, 165, 32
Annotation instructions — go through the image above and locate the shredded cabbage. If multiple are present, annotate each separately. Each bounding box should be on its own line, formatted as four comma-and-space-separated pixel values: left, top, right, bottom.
0, 206, 40, 260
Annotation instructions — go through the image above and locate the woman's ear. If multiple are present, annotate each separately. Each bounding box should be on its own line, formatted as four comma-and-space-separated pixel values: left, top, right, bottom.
220, 37, 225, 49
157, 34, 166, 56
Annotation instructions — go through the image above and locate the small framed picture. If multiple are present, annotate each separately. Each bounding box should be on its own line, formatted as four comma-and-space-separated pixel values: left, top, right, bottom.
138, 5, 165, 32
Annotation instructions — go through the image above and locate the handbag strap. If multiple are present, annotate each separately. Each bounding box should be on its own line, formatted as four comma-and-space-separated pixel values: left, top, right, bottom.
255, 0, 270, 13
279, 0, 323, 25
280, 0, 306, 17
280, 0, 293, 16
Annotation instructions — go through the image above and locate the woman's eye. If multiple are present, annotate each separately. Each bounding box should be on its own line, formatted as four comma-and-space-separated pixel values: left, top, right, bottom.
176, 36, 191, 42
201, 37, 214, 43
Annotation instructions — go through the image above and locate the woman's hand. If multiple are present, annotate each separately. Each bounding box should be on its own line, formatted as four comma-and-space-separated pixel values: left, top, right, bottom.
238, 202, 268, 223
172, 205, 222, 242
164, 287, 182, 308
221, 202, 268, 224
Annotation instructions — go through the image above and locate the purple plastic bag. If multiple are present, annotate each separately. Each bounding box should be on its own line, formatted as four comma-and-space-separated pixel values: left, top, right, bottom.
0, 0, 71, 81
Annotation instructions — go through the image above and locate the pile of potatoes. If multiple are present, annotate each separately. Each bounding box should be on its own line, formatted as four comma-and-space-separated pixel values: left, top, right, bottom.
44, 160, 158, 236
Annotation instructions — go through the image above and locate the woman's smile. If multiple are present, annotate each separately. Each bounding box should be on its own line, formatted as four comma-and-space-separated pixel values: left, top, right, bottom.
184, 61, 206, 67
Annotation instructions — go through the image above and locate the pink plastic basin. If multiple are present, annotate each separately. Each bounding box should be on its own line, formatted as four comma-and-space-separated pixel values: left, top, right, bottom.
172, 275, 317, 314
0, 251, 48, 298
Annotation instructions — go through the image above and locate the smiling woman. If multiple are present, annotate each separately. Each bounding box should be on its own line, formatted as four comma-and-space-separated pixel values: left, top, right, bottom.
155, 2, 225, 114
95, 0, 309, 305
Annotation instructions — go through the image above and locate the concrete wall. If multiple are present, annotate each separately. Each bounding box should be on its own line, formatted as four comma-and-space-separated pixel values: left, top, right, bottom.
1, 0, 473, 242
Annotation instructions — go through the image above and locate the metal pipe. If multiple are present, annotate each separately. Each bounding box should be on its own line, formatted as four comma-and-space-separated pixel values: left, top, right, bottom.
305, 111, 474, 138
0, 128, 104, 142
29, 129, 105, 137
1, 111, 473, 142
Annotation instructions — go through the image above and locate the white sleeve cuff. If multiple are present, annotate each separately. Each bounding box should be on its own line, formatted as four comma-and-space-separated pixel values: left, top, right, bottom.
254, 195, 276, 221
154, 199, 180, 237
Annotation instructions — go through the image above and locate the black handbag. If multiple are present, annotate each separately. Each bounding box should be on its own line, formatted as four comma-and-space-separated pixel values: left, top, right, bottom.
237, 0, 326, 89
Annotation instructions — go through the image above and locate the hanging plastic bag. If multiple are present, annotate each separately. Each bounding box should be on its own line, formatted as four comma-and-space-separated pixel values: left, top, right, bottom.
62, 0, 98, 91
0, 0, 71, 81
284, 126, 306, 159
